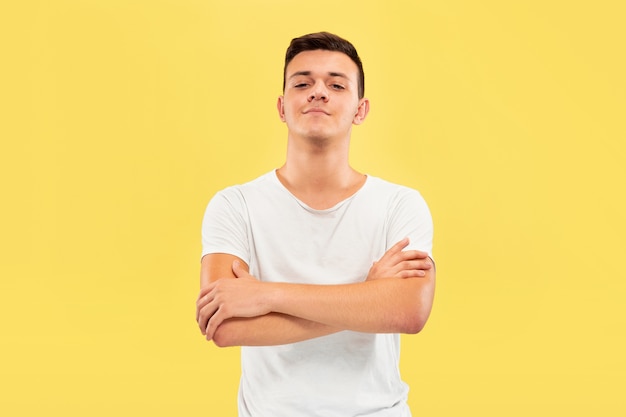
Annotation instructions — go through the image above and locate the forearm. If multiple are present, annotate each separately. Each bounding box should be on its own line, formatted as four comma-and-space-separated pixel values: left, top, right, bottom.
197, 250, 435, 345
212, 313, 339, 347
268, 273, 435, 334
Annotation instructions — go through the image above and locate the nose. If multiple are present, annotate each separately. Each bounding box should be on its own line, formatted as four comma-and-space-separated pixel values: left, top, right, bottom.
308, 82, 329, 102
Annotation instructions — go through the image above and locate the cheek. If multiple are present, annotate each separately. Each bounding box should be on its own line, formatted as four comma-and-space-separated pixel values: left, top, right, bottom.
282, 103, 295, 120
343, 104, 360, 122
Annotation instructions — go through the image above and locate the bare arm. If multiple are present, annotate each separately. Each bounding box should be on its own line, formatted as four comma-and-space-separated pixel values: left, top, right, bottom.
262, 268, 434, 334
197, 253, 340, 346
197, 239, 435, 345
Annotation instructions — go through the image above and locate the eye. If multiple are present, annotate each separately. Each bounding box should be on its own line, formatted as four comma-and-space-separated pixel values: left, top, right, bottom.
294, 83, 309, 88
331, 84, 345, 90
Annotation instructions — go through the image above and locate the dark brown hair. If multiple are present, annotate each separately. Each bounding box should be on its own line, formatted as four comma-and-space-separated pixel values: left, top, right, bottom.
283, 32, 365, 98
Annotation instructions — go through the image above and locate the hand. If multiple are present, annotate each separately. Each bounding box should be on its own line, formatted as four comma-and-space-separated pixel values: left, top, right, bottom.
366, 238, 432, 281
196, 261, 271, 341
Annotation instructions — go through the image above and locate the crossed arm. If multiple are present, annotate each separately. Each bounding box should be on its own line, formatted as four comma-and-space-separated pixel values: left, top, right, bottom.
196, 238, 436, 347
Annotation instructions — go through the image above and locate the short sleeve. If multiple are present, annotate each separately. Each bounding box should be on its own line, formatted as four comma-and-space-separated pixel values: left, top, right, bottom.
386, 187, 434, 258
201, 187, 250, 263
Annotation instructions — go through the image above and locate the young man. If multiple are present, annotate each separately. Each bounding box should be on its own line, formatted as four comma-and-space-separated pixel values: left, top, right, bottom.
196, 32, 435, 417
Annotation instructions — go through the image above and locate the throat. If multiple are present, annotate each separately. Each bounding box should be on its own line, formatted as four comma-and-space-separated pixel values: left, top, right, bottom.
276, 168, 367, 210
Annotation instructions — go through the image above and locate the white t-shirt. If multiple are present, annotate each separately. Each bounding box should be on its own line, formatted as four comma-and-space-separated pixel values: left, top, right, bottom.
202, 171, 433, 417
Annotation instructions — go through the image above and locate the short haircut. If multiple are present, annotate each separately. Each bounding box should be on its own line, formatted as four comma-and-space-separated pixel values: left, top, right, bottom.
283, 32, 365, 98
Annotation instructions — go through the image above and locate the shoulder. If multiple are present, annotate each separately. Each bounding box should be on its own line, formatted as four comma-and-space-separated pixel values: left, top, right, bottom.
362, 176, 428, 207
366, 177, 433, 254
210, 171, 277, 203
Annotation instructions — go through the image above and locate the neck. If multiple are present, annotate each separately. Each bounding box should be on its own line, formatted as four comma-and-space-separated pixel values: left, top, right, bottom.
276, 133, 365, 209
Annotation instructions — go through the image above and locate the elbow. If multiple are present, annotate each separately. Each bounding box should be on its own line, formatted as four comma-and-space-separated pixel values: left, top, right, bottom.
212, 334, 231, 348
396, 301, 433, 334
399, 271, 435, 334
211, 324, 237, 348
400, 311, 430, 334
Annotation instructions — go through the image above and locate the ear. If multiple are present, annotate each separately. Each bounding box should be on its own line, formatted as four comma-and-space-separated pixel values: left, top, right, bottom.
352, 98, 370, 125
277, 96, 286, 122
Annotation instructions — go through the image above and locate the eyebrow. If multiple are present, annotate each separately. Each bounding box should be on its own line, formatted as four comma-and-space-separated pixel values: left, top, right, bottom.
288, 71, 350, 79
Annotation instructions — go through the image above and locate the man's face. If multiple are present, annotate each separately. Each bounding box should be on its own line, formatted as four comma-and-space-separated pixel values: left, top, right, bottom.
278, 50, 369, 143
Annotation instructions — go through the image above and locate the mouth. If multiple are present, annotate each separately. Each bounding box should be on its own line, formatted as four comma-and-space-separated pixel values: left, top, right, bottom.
304, 108, 330, 115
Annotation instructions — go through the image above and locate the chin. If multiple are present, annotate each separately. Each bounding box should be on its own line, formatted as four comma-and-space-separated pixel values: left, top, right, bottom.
304, 126, 334, 140
305, 135, 331, 149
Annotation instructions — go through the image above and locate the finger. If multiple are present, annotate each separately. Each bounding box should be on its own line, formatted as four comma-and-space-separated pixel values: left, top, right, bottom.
390, 260, 432, 278
196, 285, 213, 301
198, 305, 208, 335
196, 288, 214, 323
232, 260, 248, 278
205, 307, 226, 341
198, 309, 208, 335
198, 298, 220, 335
403, 259, 432, 270
392, 237, 410, 252
396, 269, 424, 278
398, 249, 430, 261
380, 238, 410, 262
196, 295, 205, 324
198, 310, 211, 335
400, 269, 427, 278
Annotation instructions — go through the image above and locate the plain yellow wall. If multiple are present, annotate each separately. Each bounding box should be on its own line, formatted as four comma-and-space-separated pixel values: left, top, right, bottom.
1, 1, 625, 415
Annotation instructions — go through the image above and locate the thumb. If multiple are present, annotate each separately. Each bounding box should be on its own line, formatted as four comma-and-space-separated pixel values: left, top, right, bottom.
232, 260, 247, 278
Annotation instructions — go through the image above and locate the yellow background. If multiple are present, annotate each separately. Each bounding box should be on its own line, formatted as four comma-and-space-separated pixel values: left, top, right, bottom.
2, 0, 624, 415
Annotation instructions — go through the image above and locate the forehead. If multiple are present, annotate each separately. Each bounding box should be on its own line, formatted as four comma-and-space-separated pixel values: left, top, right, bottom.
286, 50, 359, 80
